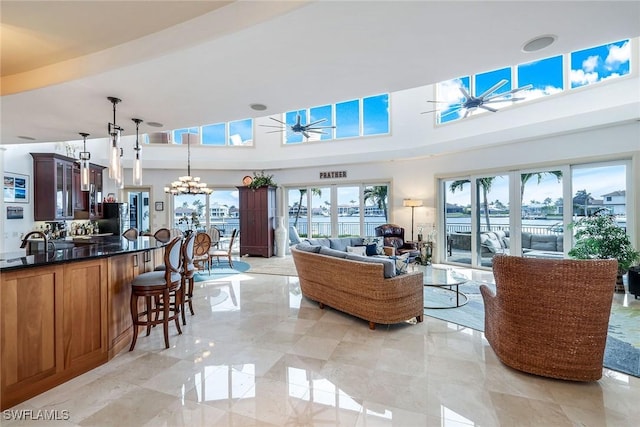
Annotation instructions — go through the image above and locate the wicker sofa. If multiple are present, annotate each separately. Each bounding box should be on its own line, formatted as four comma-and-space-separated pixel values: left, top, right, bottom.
291, 238, 424, 330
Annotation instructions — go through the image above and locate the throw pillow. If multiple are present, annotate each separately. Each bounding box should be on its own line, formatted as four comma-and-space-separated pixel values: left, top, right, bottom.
362, 236, 385, 255
390, 253, 410, 274
365, 243, 378, 256
346, 245, 367, 256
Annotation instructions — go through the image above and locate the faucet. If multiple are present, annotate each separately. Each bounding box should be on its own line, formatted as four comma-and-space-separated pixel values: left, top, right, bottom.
20, 231, 54, 255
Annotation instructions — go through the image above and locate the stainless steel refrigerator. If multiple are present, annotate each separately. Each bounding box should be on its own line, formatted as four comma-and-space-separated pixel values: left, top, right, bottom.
98, 202, 129, 236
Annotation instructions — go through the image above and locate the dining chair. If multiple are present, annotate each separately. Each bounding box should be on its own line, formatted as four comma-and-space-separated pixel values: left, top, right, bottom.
193, 232, 212, 271
209, 229, 238, 272
207, 226, 221, 249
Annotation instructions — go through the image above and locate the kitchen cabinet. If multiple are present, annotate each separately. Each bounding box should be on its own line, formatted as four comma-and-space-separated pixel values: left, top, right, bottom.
31, 153, 75, 220
238, 186, 276, 257
31, 153, 105, 221
0, 258, 108, 410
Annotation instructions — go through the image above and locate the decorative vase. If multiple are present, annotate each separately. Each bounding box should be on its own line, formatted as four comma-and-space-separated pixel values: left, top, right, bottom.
274, 216, 287, 258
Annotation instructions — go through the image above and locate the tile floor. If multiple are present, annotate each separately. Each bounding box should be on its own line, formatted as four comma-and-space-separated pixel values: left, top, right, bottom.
5, 266, 639, 426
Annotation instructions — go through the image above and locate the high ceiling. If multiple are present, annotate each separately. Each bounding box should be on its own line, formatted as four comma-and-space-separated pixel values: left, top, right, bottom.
1, 1, 639, 145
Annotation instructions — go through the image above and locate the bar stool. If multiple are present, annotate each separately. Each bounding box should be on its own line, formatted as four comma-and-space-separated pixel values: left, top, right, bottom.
129, 236, 183, 351
181, 232, 196, 325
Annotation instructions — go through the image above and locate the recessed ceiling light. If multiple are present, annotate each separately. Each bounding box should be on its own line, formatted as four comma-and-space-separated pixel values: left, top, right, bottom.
18, 135, 36, 140
522, 35, 557, 53
146, 121, 163, 127
250, 103, 267, 111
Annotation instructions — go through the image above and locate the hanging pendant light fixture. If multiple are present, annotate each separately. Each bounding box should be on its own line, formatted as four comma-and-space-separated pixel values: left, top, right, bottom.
79, 132, 91, 191
107, 97, 122, 182
164, 133, 213, 195
117, 147, 124, 189
132, 118, 143, 185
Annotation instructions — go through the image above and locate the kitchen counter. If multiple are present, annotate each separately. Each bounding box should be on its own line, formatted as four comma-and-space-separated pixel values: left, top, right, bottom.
1, 235, 170, 409
0, 236, 166, 271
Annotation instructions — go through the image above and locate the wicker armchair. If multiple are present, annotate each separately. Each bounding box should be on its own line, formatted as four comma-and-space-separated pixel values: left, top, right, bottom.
481, 255, 618, 381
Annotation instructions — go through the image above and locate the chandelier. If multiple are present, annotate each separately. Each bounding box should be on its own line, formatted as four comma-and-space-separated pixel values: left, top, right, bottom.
164, 133, 213, 195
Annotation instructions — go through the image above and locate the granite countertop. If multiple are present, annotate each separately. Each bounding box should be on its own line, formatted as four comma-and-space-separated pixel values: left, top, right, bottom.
0, 236, 169, 272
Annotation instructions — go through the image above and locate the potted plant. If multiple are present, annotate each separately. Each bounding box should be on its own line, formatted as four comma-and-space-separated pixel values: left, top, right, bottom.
568, 213, 640, 293
248, 170, 277, 189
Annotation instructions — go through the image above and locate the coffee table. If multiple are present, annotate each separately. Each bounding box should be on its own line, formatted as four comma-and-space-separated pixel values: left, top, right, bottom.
413, 265, 469, 309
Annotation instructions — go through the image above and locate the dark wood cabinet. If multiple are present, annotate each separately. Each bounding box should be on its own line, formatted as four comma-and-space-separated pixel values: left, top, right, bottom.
31, 153, 105, 221
31, 153, 75, 220
238, 186, 276, 257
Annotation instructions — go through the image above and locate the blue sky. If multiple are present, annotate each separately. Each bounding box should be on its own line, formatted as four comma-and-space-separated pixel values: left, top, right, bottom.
437, 39, 630, 123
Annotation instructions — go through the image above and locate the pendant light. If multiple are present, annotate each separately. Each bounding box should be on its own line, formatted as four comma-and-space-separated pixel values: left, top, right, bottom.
107, 97, 122, 182
132, 118, 143, 185
117, 147, 124, 189
164, 133, 213, 195
79, 132, 91, 191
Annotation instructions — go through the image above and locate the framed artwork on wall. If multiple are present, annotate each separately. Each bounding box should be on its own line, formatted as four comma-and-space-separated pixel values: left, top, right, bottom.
3, 172, 29, 203
155, 201, 164, 211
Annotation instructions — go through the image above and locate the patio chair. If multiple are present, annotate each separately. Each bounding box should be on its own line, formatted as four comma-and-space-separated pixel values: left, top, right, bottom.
481, 254, 618, 381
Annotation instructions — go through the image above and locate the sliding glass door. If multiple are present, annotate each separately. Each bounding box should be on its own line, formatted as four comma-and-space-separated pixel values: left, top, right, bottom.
286, 183, 389, 240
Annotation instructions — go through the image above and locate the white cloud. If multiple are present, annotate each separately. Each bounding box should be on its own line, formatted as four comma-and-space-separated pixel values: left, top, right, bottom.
437, 79, 467, 105
570, 69, 600, 86
582, 55, 599, 72
605, 41, 630, 70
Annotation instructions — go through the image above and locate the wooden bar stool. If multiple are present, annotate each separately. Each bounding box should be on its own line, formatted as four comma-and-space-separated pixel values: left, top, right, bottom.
129, 236, 183, 351
181, 232, 196, 325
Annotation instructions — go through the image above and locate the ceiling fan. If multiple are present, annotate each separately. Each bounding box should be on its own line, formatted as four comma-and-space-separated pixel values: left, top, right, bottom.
260, 114, 336, 139
422, 79, 533, 119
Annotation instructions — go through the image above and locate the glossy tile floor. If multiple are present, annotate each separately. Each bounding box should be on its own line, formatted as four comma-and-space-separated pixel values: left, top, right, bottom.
7, 266, 640, 426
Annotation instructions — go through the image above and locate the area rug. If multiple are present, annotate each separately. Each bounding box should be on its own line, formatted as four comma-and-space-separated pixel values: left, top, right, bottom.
193, 260, 250, 282
424, 281, 640, 378
241, 255, 298, 276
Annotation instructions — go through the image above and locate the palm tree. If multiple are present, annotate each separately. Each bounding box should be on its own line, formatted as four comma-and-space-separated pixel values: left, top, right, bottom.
293, 188, 322, 227
520, 171, 562, 203
364, 186, 388, 221
449, 178, 495, 231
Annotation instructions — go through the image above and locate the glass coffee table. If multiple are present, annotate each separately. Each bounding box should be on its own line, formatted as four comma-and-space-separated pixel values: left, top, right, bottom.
413, 265, 469, 309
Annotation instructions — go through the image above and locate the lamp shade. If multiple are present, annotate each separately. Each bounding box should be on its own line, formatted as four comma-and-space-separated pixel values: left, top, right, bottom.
403, 199, 423, 207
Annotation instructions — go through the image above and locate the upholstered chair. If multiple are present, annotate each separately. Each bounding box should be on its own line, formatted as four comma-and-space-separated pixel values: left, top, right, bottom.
129, 236, 183, 351
482, 254, 618, 381
374, 224, 419, 257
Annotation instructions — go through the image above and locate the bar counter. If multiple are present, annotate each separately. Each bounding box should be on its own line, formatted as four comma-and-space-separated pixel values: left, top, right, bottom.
1, 236, 169, 410
0, 236, 166, 271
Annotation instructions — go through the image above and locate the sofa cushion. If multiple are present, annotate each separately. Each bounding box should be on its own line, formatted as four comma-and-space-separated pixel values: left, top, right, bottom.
481, 232, 505, 253
345, 253, 396, 278
306, 238, 331, 248
346, 245, 367, 256
329, 237, 364, 251
362, 236, 385, 255
289, 225, 302, 245
295, 242, 321, 253
390, 253, 410, 274
319, 246, 349, 258
530, 235, 559, 251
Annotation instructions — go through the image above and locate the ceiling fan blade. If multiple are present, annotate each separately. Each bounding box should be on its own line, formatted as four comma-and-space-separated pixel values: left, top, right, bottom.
463, 109, 472, 119
302, 131, 310, 139
479, 105, 498, 113
426, 100, 451, 104
306, 118, 327, 127
268, 117, 287, 125
477, 79, 508, 99
259, 124, 287, 128
307, 125, 335, 129
484, 84, 534, 101
306, 129, 326, 133
420, 109, 439, 114
459, 86, 472, 101
265, 129, 287, 133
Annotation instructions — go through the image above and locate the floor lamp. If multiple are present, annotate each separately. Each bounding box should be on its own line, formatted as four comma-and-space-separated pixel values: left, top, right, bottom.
403, 199, 423, 241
